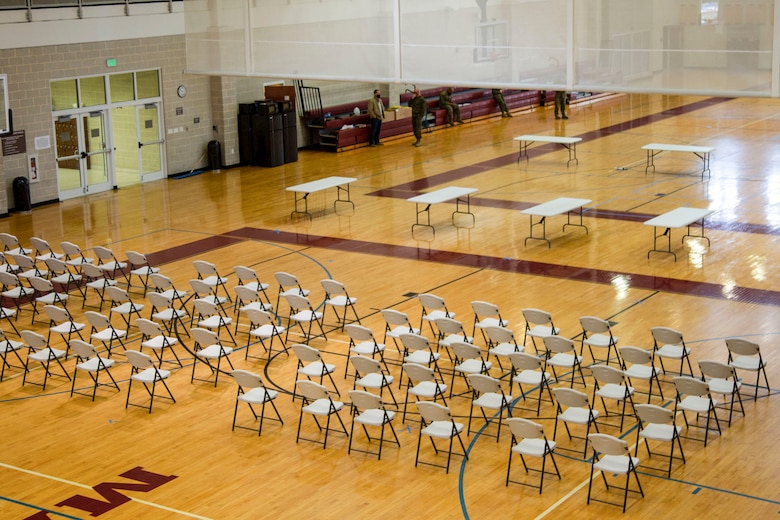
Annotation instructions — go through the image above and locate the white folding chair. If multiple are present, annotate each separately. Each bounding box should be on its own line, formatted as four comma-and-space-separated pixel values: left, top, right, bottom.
349, 355, 398, 408
135, 317, 182, 368
505, 417, 561, 493
380, 308, 419, 351
509, 351, 555, 415
148, 291, 189, 338
470, 300, 508, 343
321, 278, 360, 331
618, 346, 664, 403
68, 339, 119, 401
21, 330, 70, 390
84, 310, 127, 358
283, 293, 326, 344
698, 359, 745, 426
0, 328, 25, 381
81, 262, 116, 311
579, 316, 619, 366
292, 343, 339, 398
0, 270, 34, 320
125, 350, 175, 413
43, 304, 85, 346
401, 362, 447, 422
726, 337, 769, 400
233, 284, 272, 334
243, 307, 287, 361
29, 276, 69, 324
189, 327, 235, 387
193, 259, 231, 302
522, 308, 559, 354
652, 326, 693, 376
483, 325, 524, 375
93, 245, 129, 284
347, 389, 400, 460
274, 271, 309, 313
0, 233, 31, 256
673, 375, 721, 447
543, 335, 587, 388
450, 341, 492, 397
467, 373, 512, 441
552, 387, 600, 457
587, 433, 644, 513
295, 379, 348, 449
590, 364, 636, 431
345, 323, 387, 377
60, 241, 94, 271
414, 401, 468, 474
44, 257, 85, 299
233, 265, 273, 303
30, 237, 63, 263
231, 369, 283, 436
634, 403, 685, 478
105, 285, 144, 330
125, 251, 160, 296
418, 293, 455, 337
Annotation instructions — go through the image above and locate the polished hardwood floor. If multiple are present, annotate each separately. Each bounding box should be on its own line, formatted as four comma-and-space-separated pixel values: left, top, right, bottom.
0, 93, 778, 519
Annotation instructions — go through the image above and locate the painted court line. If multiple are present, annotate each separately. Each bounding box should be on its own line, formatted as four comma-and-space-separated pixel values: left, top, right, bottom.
0, 462, 212, 520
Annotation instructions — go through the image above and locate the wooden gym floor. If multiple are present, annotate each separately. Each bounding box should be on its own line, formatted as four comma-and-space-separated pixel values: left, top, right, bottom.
0, 93, 778, 519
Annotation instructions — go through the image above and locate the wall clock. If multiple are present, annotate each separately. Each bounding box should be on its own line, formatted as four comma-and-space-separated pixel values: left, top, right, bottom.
177, 84, 187, 98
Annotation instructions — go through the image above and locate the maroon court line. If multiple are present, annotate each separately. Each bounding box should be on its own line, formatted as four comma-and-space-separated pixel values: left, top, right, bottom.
367, 96, 780, 236
214, 227, 780, 308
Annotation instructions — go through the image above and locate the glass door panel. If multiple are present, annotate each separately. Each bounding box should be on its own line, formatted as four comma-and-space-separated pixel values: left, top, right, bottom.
137, 103, 164, 182
55, 111, 112, 200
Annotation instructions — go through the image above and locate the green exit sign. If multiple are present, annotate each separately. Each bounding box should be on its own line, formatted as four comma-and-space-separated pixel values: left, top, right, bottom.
106, 58, 117, 67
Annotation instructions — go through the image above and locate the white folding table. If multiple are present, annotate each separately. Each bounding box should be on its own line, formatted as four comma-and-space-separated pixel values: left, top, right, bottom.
407, 186, 478, 237
521, 197, 592, 247
514, 135, 582, 166
644, 207, 713, 260
286, 176, 357, 220
642, 143, 715, 179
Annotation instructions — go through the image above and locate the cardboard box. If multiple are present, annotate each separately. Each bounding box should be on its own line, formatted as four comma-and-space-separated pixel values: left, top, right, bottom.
396, 107, 412, 119
383, 110, 397, 122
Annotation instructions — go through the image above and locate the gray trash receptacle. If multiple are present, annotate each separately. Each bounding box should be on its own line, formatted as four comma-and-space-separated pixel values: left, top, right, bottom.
12, 176, 31, 214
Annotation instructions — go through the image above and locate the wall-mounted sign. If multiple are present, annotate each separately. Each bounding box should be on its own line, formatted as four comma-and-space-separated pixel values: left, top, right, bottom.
1, 130, 25, 156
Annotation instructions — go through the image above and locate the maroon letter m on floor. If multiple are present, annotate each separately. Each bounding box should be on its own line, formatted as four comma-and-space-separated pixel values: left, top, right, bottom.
53, 466, 177, 517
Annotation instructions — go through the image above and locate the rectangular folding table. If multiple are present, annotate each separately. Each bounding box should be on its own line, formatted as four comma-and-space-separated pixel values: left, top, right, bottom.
286, 176, 357, 220
514, 135, 582, 166
407, 186, 478, 238
643, 207, 713, 260
642, 143, 715, 179
520, 197, 592, 247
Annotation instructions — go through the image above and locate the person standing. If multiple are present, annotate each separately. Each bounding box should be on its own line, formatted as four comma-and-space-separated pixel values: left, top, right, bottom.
367, 89, 385, 146
554, 90, 568, 119
492, 88, 512, 117
439, 87, 463, 126
408, 88, 427, 147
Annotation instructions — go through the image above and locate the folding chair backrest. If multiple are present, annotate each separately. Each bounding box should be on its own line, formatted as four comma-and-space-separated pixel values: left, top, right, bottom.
381, 309, 412, 327
193, 260, 218, 277
725, 337, 760, 357
320, 279, 346, 296
507, 417, 545, 440
673, 376, 709, 397
234, 285, 261, 302
552, 387, 590, 409
69, 339, 97, 359
508, 352, 544, 371
193, 298, 219, 317
590, 364, 626, 385
296, 379, 329, 400
588, 433, 629, 457
0, 270, 18, 288
635, 403, 674, 425
147, 291, 173, 310
125, 251, 148, 267
125, 349, 154, 369
523, 308, 553, 327
468, 373, 502, 395
93, 246, 119, 263
350, 355, 381, 375
484, 325, 516, 344
543, 335, 575, 354
43, 304, 70, 323
234, 266, 258, 284
471, 300, 500, 320
402, 362, 434, 384
44, 257, 68, 274
698, 359, 736, 381
293, 343, 321, 363
618, 346, 653, 365
451, 341, 480, 360
21, 330, 47, 349
232, 369, 264, 389
349, 389, 382, 411
283, 292, 310, 311
29, 276, 52, 292
189, 279, 213, 297
242, 308, 273, 326
345, 324, 374, 343
105, 286, 130, 303
0, 233, 23, 251
84, 311, 111, 329
190, 327, 219, 348
652, 326, 684, 346
580, 316, 610, 334
418, 293, 447, 312
275, 272, 302, 289
81, 262, 106, 280
150, 273, 174, 291
399, 332, 430, 352
416, 401, 452, 422
434, 317, 465, 336
135, 318, 162, 338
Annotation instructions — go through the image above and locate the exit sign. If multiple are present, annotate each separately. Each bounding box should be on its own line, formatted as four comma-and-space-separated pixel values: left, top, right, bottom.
106, 58, 117, 67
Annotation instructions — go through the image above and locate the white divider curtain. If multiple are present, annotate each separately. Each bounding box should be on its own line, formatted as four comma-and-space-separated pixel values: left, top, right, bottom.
184, 0, 777, 97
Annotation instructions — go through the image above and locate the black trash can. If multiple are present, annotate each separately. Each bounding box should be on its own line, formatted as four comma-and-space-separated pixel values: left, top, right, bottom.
207, 140, 221, 171
12, 176, 31, 214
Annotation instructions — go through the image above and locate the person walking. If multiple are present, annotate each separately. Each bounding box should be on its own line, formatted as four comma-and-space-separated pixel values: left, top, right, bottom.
492, 88, 512, 117
409, 88, 427, 147
439, 87, 463, 126
367, 89, 385, 146
554, 90, 568, 119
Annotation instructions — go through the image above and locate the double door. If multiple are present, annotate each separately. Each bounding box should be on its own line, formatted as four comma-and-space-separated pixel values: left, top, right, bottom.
54, 103, 164, 200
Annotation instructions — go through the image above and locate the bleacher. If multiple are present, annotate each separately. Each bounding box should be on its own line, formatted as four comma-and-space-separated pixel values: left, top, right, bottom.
303, 87, 545, 152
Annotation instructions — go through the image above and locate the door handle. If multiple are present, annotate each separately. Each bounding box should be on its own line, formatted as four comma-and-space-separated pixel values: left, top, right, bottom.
138, 141, 143, 149
80, 151, 87, 159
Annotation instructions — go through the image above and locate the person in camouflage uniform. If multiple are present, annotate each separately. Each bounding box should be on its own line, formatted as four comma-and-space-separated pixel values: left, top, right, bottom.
439, 87, 463, 126
409, 88, 427, 147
